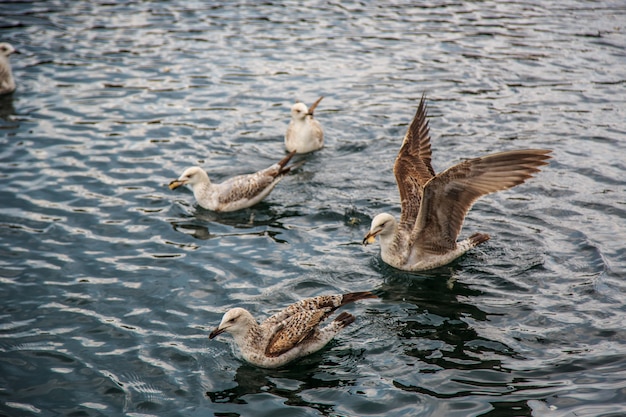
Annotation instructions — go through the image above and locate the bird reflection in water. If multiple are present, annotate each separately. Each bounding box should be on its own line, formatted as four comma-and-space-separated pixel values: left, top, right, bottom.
206, 349, 363, 414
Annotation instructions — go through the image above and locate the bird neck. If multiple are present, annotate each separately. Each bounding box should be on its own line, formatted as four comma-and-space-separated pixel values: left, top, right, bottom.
236, 320, 263, 349
0, 59, 13, 78
193, 173, 213, 191
379, 219, 399, 254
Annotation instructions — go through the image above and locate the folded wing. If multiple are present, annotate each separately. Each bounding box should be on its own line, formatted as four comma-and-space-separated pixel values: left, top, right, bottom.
264, 294, 343, 327
265, 309, 330, 357
218, 151, 297, 205
262, 292, 376, 356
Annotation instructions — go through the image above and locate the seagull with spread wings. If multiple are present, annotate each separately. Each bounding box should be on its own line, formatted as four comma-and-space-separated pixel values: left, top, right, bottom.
363, 95, 552, 271
209, 291, 377, 368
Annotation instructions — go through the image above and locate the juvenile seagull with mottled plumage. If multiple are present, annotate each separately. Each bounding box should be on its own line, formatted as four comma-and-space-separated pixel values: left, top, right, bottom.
209, 291, 377, 368
0, 42, 19, 95
169, 151, 300, 212
285, 96, 324, 154
363, 95, 552, 271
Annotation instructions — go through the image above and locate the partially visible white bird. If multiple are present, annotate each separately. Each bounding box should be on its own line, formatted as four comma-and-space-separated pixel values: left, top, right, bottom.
0, 42, 19, 96
285, 96, 324, 154
169, 151, 300, 212
209, 291, 377, 368
363, 95, 552, 272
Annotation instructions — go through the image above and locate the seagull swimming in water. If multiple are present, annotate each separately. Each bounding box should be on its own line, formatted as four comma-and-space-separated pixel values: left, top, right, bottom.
169, 150, 301, 212
0, 42, 19, 95
285, 96, 324, 154
209, 291, 377, 368
363, 95, 552, 272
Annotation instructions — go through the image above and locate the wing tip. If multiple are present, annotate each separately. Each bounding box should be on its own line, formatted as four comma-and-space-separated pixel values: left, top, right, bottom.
276, 150, 303, 175
469, 232, 490, 247
307, 96, 324, 115
341, 291, 378, 305
334, 311, 356, 328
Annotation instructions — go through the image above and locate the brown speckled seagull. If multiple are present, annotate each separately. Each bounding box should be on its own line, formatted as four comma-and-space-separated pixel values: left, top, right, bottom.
209, 291, 377, 368
169, 150, 300, 212
285, 96, 324, 154
363, 95, 552, 271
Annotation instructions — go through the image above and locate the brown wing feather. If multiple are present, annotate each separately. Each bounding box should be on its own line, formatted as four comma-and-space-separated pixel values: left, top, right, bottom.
263, 294, 343, 327
307, 96, 324, 115
217, 151, 296, 204
276, 150, 296, 172
263, 292, 377, 357
413, 149, 552, 253
393, 94, 436, 234
218, 173, 277, 204
267, 292, 375, 323
265, 309, 328, 357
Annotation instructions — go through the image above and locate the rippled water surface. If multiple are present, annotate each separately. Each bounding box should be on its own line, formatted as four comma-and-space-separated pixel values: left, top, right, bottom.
1, 1, 626, 416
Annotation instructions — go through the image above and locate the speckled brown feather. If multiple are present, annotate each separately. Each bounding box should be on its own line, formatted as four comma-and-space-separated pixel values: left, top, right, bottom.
394, 94, 434, 235
263, 291, 376, 357
265, 309, 327, 357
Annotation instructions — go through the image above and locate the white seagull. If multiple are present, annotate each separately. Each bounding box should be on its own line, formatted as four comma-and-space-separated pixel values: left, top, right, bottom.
209, 291, 377, 368
285, 96, 324, 154
0, 42, 19, 95
169, 150, 300, 212
363, 95, 552, 271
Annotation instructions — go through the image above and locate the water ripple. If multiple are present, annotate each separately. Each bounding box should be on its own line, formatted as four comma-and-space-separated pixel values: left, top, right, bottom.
1, 1, 626, 416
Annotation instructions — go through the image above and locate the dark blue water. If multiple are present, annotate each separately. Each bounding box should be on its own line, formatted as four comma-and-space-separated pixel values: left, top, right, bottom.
1, 1, 626, 416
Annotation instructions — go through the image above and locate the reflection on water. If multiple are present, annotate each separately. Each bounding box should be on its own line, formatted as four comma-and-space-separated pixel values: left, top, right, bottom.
208, 361, 349, 413
377, 270, 519, 400
0, 95, 15, 120
2, 0, 626, 416
171, 220, 289, 243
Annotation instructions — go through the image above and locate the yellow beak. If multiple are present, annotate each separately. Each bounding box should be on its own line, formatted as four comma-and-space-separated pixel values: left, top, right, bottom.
362, 232, 378, 246
169, 179, 185, 190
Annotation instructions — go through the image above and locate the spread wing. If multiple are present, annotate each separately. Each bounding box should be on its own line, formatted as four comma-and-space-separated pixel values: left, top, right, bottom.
264, 309, 329, 357
412, 149, 552, 253
393, 94, 436, 235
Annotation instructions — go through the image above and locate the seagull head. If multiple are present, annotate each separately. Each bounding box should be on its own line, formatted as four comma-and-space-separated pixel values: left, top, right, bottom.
363, 213, 396, 246
290, 102, 309, 121
168, 166, 209, 190
0, 43, 18, 58
209, 307, 256, 339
